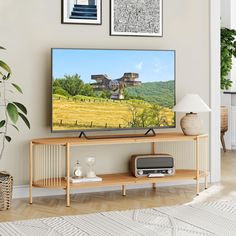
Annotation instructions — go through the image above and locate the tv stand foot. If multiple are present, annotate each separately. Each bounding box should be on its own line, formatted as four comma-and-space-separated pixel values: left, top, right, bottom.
122, 185, 126, 196
145, 128, 156, 136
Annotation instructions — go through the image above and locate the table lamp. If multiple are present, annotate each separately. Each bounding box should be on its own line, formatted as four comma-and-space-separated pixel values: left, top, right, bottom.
172, 94, 211, 136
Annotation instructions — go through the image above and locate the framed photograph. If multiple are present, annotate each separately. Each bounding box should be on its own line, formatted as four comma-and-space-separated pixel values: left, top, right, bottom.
110, 0, 163, 37
62, 0, 102, 25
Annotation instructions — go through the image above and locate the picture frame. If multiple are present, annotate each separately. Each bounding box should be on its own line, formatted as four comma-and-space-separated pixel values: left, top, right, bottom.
110, 0, 163, 37
62, 0, 102, 25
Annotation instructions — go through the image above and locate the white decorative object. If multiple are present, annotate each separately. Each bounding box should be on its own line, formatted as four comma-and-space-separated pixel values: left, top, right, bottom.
68, 176, 102, 184
173, 94, 211, 135
86, 157, 96, 178
73, 161, 83, 178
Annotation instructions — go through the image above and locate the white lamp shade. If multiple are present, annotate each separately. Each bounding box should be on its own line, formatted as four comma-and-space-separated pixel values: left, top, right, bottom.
173, 94, 211, 113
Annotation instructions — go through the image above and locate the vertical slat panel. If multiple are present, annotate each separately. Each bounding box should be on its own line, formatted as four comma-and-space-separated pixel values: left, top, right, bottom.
59, 145, 62, 186
40, 145, 43, 183
43, 145, 45, 186
48, 145, 49, 185
50, 145, 52, 186
56, 145, 58, 186
157, 139, 208, 171
35, 145, 37, 182
33, 144, 64, 187
57, 146, 58, 186
66, 143, 70, 207
53, 145, 55, 186
46, 145, 48, 186
58, 145, 60, 186
157, 141, 195, 169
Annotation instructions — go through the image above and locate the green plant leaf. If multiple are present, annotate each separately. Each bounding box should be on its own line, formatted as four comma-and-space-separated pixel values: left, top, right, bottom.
13, 102, 27, 115
12, 83, 22, 93
0, 120, 6, 128
5, 136, 11, 142
221, 27, 236, 90
7, 103, 19, 124
0, 60, 11, 73
19, 112, 30, 129
6, 73, 11, 80
11, 124, 19, 131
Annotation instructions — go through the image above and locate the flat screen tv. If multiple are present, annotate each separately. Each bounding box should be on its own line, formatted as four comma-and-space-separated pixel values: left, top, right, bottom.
51, 48, 175, 133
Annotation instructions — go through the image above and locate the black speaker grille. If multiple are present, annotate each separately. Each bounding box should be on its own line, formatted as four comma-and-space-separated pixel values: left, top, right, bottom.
137, 157, 174, 169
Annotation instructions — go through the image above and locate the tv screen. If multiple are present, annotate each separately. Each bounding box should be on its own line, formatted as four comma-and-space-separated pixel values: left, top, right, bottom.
51, 48, 175, 132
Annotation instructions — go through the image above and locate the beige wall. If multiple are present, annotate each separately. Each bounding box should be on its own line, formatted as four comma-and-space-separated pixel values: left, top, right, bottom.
0, 0, 210, 185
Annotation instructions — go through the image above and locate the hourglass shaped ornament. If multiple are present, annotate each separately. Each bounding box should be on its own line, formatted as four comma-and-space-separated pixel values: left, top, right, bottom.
73, 161, 83, 178
86, 157, 96, 178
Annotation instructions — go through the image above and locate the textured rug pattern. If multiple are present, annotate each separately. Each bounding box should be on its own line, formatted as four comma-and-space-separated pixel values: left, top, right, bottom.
1, 201, 236, 235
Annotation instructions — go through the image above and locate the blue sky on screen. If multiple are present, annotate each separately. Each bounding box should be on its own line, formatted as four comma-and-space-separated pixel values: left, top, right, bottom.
52, 49, 175, 83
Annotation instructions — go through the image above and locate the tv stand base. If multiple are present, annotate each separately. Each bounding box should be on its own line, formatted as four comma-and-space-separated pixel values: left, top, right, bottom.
78, 128, 156, 140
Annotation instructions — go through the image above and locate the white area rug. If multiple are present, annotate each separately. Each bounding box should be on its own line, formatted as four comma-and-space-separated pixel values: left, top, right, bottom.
1, 201, 236, 235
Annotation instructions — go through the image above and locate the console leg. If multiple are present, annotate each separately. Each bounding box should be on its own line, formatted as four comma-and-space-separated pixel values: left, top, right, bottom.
205, 173, 208, 189
29, 142, 33, 204
205, 137, 209, 190
152, 183, 156, 190
66, 188, 70, 207
122, 185, 126, 196
196, 137, 200, 196
29, 187, 33, 204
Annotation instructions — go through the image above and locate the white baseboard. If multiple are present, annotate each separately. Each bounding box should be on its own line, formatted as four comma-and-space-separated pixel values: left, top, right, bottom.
13, 179, 210, 199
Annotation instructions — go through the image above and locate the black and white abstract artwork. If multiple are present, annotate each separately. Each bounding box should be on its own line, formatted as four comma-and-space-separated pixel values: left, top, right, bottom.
110, 0, 162, 37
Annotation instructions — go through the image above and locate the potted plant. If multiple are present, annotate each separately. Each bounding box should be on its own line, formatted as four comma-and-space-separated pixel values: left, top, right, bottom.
0, 46, 30, 210
220, 28, 236, 152
221, 27, 236, 90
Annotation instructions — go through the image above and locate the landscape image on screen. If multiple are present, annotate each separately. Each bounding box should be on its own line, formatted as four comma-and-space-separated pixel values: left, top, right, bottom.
52, 49, 175, 131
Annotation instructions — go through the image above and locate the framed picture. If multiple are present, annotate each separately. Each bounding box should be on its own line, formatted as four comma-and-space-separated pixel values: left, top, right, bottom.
110, 0, 163, 37
62, 0, 102, 25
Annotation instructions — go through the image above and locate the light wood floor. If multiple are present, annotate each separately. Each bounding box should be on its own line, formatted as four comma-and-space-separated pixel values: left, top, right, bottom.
0, 151, 235, 222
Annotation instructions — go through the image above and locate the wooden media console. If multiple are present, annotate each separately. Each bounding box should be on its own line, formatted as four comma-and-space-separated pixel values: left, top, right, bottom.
29, 132, 209, 207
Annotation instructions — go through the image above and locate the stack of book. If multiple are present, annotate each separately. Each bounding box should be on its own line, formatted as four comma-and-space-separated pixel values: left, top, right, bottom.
66, 176, 103, 184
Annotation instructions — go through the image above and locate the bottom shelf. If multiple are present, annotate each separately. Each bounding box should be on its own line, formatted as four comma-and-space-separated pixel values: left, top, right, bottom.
33, 169, 206, 189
